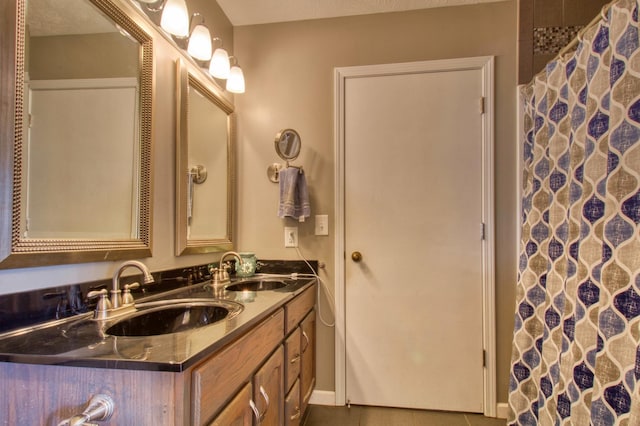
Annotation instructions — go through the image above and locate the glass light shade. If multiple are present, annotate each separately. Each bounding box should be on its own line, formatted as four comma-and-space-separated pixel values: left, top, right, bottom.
209, 48, 230, 79
187, 24, 212, 60
226, 65, 245, 93
160, 0, 189, 37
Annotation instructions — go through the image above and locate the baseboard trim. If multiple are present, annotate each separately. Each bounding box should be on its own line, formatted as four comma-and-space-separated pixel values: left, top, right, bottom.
309, 390, 336, 406
496, 402, 508, 419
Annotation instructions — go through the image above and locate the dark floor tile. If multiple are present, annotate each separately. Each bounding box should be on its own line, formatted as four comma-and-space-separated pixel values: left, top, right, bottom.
304, 405, 507, 426
412, 409, 469, 426
304, 404, 362, 426
465, 413, 507, 426
359, 406, 416, 425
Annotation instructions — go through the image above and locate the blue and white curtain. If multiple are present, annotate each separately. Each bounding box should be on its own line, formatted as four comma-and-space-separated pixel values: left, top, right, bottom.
509, 0, 640, 424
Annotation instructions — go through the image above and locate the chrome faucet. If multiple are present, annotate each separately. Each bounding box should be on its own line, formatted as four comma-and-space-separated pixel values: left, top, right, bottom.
111, 260, 154, 309
211, 251, 243, 286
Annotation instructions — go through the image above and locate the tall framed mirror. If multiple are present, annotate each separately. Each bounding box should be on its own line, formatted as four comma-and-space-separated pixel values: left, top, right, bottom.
175, 59, 234, 255
0, 0, 154, 269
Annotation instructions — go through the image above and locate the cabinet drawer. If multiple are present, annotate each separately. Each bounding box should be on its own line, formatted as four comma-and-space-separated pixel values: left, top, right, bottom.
208, 383, 253, 426
192, 309, 285, 426
284, 327, 301, 392
285, 379, 301, 426
285, 284, 315, 334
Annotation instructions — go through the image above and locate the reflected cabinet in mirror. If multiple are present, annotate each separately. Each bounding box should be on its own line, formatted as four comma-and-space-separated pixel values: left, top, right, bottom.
0, 0, 154, 269
175, 59, 234, 255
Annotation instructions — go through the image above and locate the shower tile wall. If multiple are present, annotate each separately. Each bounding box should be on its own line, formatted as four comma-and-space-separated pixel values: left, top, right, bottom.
518, 0, 610, 84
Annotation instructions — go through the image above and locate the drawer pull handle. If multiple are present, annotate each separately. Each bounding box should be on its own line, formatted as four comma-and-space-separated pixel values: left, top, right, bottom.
290, 406, 301, 420
249, 399, 261, 425
259, 385, 270, 421
290, 354, 301, 364
57, 394, 114, 426
302, 331, 310, 352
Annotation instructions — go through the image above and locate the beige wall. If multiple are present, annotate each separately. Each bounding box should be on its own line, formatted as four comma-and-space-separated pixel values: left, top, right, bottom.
233, 1, 518, 404
29, 33, 139, 79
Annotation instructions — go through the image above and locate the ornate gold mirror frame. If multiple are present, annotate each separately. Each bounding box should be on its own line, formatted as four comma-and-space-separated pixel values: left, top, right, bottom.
0, 0, 154, 269
175, 58, 235, 255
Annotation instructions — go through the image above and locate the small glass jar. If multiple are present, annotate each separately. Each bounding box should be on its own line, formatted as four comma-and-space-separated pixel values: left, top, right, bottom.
235, 252, 257, 277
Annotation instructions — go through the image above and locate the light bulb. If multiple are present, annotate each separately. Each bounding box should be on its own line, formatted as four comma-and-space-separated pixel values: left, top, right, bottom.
226, 65, 245, 93
160, 0, 189, 37
187, 24, 212, 60
209, 48, 230, 79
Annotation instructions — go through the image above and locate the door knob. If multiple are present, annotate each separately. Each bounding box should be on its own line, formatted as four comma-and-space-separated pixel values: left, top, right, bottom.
351, 251, 362, 262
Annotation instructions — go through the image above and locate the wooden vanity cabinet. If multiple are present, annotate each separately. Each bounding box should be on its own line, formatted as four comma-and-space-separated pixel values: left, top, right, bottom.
283, 285, 316, 423
0, 283, 317, 426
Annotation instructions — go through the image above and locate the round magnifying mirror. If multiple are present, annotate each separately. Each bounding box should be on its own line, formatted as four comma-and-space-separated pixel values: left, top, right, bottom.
275, 129, 301, 161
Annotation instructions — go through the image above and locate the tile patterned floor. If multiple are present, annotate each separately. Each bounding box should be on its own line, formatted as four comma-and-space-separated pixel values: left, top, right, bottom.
303, 405, 507, 426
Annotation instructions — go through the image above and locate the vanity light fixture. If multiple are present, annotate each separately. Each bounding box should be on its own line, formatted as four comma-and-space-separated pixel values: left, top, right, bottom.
160, 0, 190, 37
186, 14, 212, 61
209, 38, 230, 79
226, 57, 245, 94
135, 0, 245, 93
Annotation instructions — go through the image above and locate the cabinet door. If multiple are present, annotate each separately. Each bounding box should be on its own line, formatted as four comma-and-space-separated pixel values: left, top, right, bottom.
284, 327, 302, 393
253, 346, 284, 426
209, 383, 254, 426
300, 310, 316, 415
285, 378, 302, 426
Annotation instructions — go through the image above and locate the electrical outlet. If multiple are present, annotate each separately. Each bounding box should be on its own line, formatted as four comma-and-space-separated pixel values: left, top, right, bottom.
284, 226, 298, 247
315, 214, 329, 236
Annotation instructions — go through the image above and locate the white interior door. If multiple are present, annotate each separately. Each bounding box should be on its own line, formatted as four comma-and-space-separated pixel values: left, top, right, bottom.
341, 59, 492, 413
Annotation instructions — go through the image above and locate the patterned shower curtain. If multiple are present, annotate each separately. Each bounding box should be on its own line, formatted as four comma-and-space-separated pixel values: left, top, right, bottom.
509, 0, 640, 424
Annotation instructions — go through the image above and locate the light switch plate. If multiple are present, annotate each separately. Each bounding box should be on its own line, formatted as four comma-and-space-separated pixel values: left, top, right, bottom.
315, 214, 329, 236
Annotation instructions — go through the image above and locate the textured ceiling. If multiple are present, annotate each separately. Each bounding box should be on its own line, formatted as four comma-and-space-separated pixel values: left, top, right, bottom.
216, 0, 508, 26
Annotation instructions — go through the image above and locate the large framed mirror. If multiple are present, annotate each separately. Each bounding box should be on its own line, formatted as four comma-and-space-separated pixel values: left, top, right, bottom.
175, 59, 234, 255
0, 0, 154, 269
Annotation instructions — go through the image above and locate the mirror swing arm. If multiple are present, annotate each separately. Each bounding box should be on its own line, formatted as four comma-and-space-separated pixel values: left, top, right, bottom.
0, 0, 154, 269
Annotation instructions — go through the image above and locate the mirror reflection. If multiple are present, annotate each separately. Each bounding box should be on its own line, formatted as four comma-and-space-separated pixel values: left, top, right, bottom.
175, 59, 234, 255
0, 0, 154, 268
25, 0, 140, 239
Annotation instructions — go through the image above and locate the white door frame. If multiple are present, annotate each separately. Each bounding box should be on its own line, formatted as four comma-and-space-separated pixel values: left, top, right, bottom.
333, 56, 496, 417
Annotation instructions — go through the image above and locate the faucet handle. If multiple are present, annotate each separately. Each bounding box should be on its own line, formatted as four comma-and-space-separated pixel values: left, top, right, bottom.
122, 282, 140, 306
87, 289, 111, 320
220, 262, 231, 280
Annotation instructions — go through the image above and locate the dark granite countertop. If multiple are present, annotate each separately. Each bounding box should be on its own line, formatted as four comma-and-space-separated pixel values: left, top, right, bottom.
0, 274, 316, 372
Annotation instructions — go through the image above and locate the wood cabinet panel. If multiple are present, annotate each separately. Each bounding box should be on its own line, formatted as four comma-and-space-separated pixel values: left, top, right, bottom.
284, 327, 301, 392
253, 346, 284, 426
300, 309, 316, 415
284, 285, 315, 334
192, 309, 284, 426
0, 362, 183, 425
208, 383, 253, 426
284, 378, 301, 426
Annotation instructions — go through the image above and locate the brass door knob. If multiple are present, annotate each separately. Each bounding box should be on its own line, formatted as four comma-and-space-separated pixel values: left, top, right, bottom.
351, 251, 362, 262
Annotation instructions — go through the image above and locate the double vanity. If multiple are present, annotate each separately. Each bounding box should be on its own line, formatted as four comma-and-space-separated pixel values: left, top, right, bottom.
0, 273, 317, 425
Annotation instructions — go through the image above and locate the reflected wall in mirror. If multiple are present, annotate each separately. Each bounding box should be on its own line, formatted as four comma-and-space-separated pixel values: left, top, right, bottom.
0, 0, 154, 269
175, 59, 235, 255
